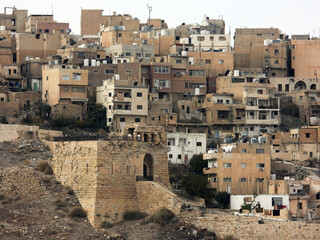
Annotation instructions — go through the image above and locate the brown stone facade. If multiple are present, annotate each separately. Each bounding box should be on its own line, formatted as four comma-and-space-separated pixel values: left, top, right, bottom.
51, 124, 171, 227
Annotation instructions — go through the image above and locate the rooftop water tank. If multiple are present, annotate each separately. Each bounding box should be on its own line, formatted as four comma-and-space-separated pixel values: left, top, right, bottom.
0, 26, 5, 31
181, 51, 187, 56
195, 88, 200, 95
91, 59, 96, 67
234, 70, 239, 77
96, 61, 101, 66
102, 60, 107, 64
84, 59, 89, 66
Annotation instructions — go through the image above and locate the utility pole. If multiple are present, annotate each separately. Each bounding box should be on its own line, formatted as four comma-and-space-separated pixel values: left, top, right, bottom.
147, 5, 152, 29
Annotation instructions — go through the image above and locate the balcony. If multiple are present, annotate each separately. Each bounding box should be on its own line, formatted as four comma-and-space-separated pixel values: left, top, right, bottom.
203, 167, 218, 174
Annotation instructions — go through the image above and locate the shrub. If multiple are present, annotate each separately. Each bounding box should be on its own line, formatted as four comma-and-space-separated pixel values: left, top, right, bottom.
101, 221, 113, 229
37, 161, 53, 175
68, 206, 87, 218
55, 198, 67, 207
65, 186, 75, 195
0, 116, 8, 124
123, 210, 147, 221
0, 194, 5, 201
150, 208, 174, 225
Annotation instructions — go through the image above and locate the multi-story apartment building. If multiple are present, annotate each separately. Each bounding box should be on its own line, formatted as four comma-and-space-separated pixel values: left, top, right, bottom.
96, 78, 148, 132
263, 39, 289, 77
0, 7, 28, 32
167, 132, 206, 164
42, 64, 88, 119
202, 93, 245, 139
216, 75, 280, 137
107, 44, 154, 62
234, 28, 284, 71
203, 141, 271, 194
0, 29, 14, 65
291, 38, 320, 79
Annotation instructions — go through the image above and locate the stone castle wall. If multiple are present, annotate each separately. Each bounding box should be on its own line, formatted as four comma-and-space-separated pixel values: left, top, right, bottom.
51, 125, 171, 228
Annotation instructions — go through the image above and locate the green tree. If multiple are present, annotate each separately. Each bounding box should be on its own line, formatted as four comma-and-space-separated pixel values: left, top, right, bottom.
182, 173, 213, 201
189, 154, 207, 175
215, 191, 230, 209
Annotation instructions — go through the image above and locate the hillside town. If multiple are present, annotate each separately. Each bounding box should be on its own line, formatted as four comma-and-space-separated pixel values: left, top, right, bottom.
1, 4, 320, 240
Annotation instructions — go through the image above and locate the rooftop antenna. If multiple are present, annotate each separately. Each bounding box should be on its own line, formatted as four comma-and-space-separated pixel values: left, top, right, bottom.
51, 3, 53, 17
147, 4, 152, 28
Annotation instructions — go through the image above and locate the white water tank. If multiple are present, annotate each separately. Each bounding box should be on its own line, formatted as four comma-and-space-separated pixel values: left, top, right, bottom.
54, 60, 58, 65
234, 70, 239, 77
0, 26, 5, 31
102, 60, 107, 64
195, 88, 200, 95
84, 59, 89, 66
264, 39, 271, 46
181, 51, 187, 56
96, 61, 101, 66
271, 174, 276, 180
161, 29, 167, 36
91, 59, 96, 66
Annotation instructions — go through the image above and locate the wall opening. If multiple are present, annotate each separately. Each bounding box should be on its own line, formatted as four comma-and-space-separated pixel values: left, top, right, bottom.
143, 153, 154, 181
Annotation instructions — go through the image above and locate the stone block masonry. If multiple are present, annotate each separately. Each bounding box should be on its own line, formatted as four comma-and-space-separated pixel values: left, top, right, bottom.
51, 124, 174, 228
183, 213, 320, 240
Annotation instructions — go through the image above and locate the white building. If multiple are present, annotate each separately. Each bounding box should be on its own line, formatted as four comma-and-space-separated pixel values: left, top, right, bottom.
180, 34, 231, 52
167, 132, 206, 164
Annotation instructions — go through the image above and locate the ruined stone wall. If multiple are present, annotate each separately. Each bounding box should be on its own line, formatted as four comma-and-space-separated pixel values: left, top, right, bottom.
136, 181, 204, 216
51, 133, 170, 228
183, 213, 320, 240
52, 141, 99, 226
0, 124, 39, 142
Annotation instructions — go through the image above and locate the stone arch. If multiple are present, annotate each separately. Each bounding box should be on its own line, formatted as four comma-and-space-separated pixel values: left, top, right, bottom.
294, 81, 307, 90
143, 153, 154, 181
310, 84, 316, 90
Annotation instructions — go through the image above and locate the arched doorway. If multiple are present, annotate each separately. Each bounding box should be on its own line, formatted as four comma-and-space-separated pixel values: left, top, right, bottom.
311, 84, 316, 90
143, 153, 154, 181
294, 81, 307, 90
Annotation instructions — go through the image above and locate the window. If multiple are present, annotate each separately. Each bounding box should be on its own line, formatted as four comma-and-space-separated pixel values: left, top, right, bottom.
154, 79, 169, 88
256, 178, 264, 182
72, 87, 85, 92
256, 149, 265, 154
292, 45, 295, 49
135, 118, 140, 123
120, 118, 126, 122
205, 59, 211, 64
223, 178, 231, 182
240, 178, 247, 182
299, 96, 303, 101
108, 92, 112, 97
257, 163, 265, 169
196, 142, 202, 146
298, 202, 303, 209
137, 92, 142, 97
185, 82, 188, 89
145, 53, 151, 58
105, 69, 115, 74
154, 66, 169, 74
176, 59, 182, 64
218, 60, 224, 64
189, 70, 205, 76
274, 49, 279, 53
306, 133, 310, 138
108, 105, 111, 109
223, 163, 231, 168
241, 163, 247, 168
136, 53, 141, 58
125, 52, 131, 57
169, 154, 173, 158
210, 36, 214, 41
272, 197, 283, 207
242, 149, 247, 153
77, 52, 85, 59
137, 105, 143, 110
93, 70, 99, 74
73, 73, 81, 80
218, 110, 230, 119
64, 87, 68, 91
38, 29, 42, 33
310, 152, 313, 158
62, 75, 70, 80
44, 29, 49, 33
125, 70, 132, 74
285, 84, 289, 91
178, 154, 182, 159
197, 36, 205, 41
